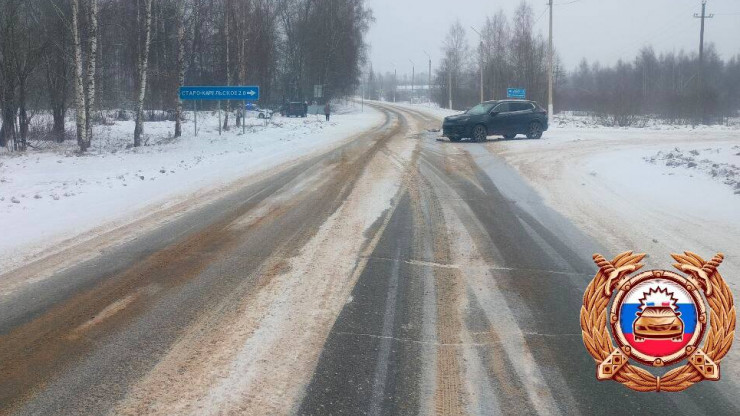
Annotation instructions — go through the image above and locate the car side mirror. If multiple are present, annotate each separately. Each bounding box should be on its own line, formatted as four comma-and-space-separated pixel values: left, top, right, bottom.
490, 111, 499, 117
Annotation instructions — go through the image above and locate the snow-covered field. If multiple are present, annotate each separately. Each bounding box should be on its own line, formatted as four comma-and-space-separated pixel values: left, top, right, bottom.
0, 104, 382, 274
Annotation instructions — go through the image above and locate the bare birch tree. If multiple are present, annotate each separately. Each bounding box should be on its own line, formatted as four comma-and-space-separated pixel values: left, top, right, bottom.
71, 0, 87, 150
84, 0, 98, 142
174, 0, 186, 137
222, 0, 231, 130
133, 0, 152, 147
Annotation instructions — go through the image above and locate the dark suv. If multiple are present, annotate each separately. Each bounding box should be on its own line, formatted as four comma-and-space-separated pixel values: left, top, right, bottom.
280, 102, 308, 117
442, 100, 548, 142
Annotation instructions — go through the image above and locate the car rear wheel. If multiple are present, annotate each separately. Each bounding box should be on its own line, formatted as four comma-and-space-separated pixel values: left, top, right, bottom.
526, 122, 543, 140
472, 125, 487, 142
258, 113, 265, 119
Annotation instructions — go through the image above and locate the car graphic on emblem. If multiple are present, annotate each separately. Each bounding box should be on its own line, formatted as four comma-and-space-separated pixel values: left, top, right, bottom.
633, 306, 684, 342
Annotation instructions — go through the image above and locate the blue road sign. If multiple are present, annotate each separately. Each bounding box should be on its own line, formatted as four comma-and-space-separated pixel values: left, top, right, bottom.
180, 86, 260, 101
507, 88, 526, 99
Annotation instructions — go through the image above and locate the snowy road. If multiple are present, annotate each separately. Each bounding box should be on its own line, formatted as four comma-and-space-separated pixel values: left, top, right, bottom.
1, 103, 739, 415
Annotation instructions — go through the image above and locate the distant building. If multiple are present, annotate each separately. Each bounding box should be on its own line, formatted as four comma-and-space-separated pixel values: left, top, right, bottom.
394, 85, 435, 103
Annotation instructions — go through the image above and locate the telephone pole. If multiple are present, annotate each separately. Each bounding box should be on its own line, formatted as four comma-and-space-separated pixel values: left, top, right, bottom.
448, 70, 453, 109
694, 1, 713, 64
548, 0, 554, 116
392, 62, 397, 103
424, 51, 432, 105
410, 59, 415, 103
694, 0, 713, 123
471, 26, 484, 103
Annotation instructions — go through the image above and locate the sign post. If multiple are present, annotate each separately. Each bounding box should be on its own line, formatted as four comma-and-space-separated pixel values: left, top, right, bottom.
507, 88, 526, 99
179, 86, 260, 136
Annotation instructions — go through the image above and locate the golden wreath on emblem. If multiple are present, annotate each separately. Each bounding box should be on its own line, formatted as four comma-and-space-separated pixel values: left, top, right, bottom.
581, 251, 735, 392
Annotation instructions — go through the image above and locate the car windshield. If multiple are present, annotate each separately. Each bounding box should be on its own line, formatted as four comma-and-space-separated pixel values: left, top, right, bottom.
466, 103, 495, 115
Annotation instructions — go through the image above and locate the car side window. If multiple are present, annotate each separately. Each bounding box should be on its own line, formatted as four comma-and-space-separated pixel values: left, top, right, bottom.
493, 103, 509, 113
510, 102, 530, 112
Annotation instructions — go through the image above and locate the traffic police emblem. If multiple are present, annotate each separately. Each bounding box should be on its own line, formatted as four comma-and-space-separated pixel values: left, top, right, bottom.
581, 251, 735, 392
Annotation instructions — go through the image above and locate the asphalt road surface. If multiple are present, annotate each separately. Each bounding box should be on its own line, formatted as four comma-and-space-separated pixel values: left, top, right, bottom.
1, 103, 737, 415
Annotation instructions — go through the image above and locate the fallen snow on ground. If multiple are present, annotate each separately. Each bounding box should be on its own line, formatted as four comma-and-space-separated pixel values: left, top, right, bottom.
643, 145, 740, 194
554, 112, 740, 130
382, 101, 459, 120
0, 103, 382, 274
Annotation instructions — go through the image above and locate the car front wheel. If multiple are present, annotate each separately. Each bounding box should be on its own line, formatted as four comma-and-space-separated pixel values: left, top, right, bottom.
472, 125, 487, 142
526, 121, 543, 140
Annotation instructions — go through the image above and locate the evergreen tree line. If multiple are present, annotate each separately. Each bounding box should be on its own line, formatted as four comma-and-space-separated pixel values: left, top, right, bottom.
0, 0, 373, 151
363, 2, 739, 126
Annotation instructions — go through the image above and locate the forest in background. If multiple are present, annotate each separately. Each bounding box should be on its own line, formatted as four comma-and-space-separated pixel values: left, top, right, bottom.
0, 0, 373, 151
363, 2, 740, 127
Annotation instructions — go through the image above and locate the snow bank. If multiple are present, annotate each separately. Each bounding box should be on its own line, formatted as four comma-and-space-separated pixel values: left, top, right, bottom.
0, 106, 382, 274
643, 146, 740, 194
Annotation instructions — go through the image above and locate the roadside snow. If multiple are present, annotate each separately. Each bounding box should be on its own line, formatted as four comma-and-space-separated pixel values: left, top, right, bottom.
0, 104, 382, 274
643, 145, 740, 194
383, 101, 459, 120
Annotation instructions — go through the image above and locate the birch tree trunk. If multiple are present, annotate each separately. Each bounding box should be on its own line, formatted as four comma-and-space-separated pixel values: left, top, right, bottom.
84, 0, 98, 144
174, 2, 185, 138
222, 0, 230, 131
133, 0, 152, 147
71, 0, 87, 151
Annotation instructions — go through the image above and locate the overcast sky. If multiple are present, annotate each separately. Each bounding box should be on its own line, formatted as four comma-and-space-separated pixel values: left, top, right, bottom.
364, 0, 740, 76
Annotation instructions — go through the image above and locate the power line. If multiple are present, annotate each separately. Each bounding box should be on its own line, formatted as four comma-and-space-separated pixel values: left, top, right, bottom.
534, 7, 548, 26
554, 0, 582, 6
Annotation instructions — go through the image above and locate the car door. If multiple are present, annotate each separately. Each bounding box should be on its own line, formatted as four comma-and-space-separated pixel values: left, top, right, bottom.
508, 102, 533, 132
486, 102, 511, 134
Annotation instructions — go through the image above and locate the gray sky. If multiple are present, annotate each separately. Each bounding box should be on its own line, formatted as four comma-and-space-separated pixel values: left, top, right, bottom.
365, 0, 740, 76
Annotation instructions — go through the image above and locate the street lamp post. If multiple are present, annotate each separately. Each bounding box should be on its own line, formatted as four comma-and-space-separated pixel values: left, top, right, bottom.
471, 26, 484, 103
548, 0, 554, 116
409, 59, 415, 103
423, 50, 431, 106
391, 62, 397, 103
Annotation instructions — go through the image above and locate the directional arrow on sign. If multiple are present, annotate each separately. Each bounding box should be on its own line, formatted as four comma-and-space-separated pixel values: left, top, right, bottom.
179, 86, 260, 101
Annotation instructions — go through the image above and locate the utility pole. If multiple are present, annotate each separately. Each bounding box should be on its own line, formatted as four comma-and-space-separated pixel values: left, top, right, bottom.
392, 63, 397, 103
694, 1, 713, 64
694, 0, 713, 123
448, 69, 452, 109
548, 0, 554, 116
424, 50, 432, 105
471, 26, 484, 103
410, 59, 415, 103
